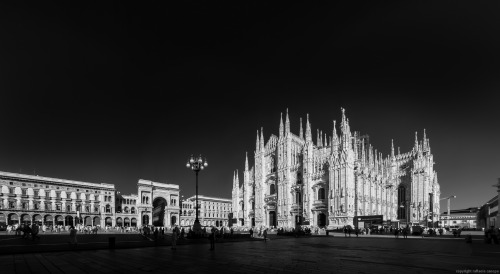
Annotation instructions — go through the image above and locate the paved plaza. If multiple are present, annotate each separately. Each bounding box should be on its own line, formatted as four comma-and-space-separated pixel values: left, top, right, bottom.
0, 232, 499, 274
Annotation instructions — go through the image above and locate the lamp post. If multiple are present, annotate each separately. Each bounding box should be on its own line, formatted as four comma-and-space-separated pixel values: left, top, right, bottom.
186, 154, 208, 235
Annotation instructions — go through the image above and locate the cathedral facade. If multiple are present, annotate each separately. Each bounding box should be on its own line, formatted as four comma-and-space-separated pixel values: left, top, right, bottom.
231, 108, 440, 229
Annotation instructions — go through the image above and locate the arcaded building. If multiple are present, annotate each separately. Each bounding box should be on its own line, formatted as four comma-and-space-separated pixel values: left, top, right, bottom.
232, 108, 441, 229
0, 171, 180, 228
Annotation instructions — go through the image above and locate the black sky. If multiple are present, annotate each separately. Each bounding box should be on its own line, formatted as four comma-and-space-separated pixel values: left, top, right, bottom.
1, 1, 499, 211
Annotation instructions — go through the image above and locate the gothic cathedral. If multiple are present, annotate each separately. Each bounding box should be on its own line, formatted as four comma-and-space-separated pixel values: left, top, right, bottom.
232, 108, 440, 229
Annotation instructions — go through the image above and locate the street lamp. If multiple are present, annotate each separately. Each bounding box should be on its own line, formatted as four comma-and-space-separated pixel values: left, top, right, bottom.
186, 154, 208, 235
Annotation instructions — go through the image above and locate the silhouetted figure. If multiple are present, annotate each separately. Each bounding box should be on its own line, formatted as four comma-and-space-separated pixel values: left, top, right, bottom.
172, 226, 179, 250
403, 227, 408, 239
69, 226, 77, 247
31, 224, 40, 241
210, 227, 216, 250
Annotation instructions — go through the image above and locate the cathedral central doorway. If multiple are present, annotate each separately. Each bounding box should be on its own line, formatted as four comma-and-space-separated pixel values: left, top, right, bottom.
269, 211, 276, 227
318, 213, 326, 227
142, 214, 149, 226
153, 197, 167, 226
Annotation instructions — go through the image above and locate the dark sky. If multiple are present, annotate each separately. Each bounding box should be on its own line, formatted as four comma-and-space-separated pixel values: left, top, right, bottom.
1, 1, 499, 212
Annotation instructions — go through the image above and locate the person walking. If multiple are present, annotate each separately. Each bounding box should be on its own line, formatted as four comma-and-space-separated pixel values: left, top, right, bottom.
354, 227, 359, 238
69, 226, 77, 247
263, 228, 268, 242
347, 226, 352, 237
31, 223, 40, 241
249, 227, 254, 238
403, 226, 408, 239
171, 226, 178, 250
210, 226, 216, 250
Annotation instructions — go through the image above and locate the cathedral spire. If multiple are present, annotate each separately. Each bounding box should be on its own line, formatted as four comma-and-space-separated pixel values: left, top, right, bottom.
414, 131, 418, 151
260, 127, 265, 151
305, 114, 312, 142
256, 130, 260, 153
285, 108, 290, 135
341, 107, 346, 131
340, 108, 351, 151
317, 129, 321, 147
236, 169, 239, 186
279, 112, 284, 138
361, 138, 366, 166
332, 121, 338, 155
299, 117, 303, 139
324, 133, 327, 147
423, 128, 427, 151
245, 152, 249, 171
391, 139, 395, 158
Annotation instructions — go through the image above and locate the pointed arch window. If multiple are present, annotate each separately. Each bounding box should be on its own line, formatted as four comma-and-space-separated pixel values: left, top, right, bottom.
269, 184, 276, 195
318, 188, 325, 200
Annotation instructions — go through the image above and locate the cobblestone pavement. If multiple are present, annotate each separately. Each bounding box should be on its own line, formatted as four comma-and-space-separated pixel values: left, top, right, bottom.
1, 234, 499, 274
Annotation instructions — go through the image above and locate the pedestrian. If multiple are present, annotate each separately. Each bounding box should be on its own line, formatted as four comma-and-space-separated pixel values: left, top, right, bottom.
348, 226, 352, 237
23, 224, 32, 240
263, 228, 268, 242
230, 227, 234, 238
488, 226, 499, 244
161, 227, 165, 239
394, 227, 399, 238
210, 226, 216, 250
68, 225, 77, 247
32, 223, 40, 241
171, 226, 178, 250
403, 227, 408, 239
249, 227, 254, 238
